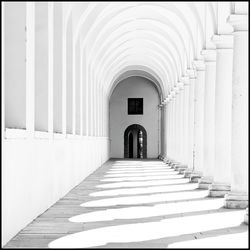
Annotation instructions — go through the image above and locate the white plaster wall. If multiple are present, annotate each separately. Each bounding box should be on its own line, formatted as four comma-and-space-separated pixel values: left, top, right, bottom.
110, 76, 160, 158
2, 136, 109, 246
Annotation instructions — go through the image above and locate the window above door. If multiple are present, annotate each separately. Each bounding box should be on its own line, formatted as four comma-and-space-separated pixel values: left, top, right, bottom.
128, 98, 143, 115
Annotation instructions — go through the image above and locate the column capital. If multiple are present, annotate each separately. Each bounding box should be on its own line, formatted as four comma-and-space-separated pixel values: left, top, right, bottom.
169, 92, 176, 101
201, 49, 216, 63
168, 91, 175, 100
227, 14, 248, 32
177, 81, 184, 90
165, 97, 170, 103
211, 34, 233, 49
192, 60, 205, 71
180, 76, 190, 86
173, 85, 181, 93
186, 69, 196, 79
165, 96, 173, 104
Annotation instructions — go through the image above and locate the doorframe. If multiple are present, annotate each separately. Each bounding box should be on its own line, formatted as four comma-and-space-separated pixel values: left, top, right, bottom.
124, 124, 147, 158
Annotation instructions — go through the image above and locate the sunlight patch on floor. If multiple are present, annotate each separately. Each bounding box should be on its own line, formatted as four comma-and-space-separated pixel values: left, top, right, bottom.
101, 174, 185, 182
96, 178, 190, 189
90, 183, 199, 197
104, 171, 179, 178
81, 190, 209, 207
69, 198, 224, 223
49, 210, 246, 248
107, 168, 174, 174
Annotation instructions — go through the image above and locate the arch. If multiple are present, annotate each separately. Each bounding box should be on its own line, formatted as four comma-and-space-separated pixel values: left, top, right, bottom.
124, 124, 147, 159
73, 2, 205, 96
108, 68, 164, 102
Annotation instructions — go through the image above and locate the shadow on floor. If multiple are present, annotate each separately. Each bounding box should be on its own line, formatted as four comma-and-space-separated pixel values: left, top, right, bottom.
4, 159, 248, 249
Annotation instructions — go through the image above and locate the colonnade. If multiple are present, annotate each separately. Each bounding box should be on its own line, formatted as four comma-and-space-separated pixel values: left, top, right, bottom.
161, 12, 248, 224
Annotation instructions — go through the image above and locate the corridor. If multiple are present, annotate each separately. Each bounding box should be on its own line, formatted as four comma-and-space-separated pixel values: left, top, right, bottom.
2, 2, 248, 247
4, 159, 248, 248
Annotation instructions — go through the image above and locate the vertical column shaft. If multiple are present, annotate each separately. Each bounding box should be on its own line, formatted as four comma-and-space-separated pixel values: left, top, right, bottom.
224, 14, 248, 209
184, 74, 196, 178
209, 35, 233, 197
191, 61, 205, 182
199, 50, 216, 189
182, 81, 190, 166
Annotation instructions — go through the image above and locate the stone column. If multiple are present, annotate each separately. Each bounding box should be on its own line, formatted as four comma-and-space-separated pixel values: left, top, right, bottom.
167, 95, 174, 163
245, 208, 248, 225
158, 102, 164, 160
170, 92, 176, 162
190, 61, 205, 183
182, 77, 190, 166
224, 14, 248, 209
163, 97, 170, 162
172, 82, 189, 173
184, 71, 196, 178
166, 91, 174, 162
168, 94, 174, 161
198, 50, 216, 189
162, 102, 167, 159
209, 34, 234, 197
173, 88, 180, 162
177, 83, 184, 163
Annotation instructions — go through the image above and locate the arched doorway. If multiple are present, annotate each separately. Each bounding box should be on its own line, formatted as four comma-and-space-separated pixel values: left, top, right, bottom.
124, 124, 147, 158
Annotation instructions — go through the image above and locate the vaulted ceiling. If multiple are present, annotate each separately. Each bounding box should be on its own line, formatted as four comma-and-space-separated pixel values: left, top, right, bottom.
62, 2, 234, 99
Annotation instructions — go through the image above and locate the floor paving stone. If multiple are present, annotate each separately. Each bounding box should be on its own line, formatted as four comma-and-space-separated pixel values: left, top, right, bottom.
4, 159, 249, 248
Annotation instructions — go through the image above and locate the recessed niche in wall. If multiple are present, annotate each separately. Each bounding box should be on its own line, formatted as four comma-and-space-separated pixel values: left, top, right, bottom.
75, 40, 81, 135
35, 2, 49, 132
53, 2, 62, 133
4, 3, 26, 129
66, 15, 73, 134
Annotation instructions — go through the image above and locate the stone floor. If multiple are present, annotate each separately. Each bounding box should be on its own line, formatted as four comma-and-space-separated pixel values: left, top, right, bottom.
4, 159, 248, 248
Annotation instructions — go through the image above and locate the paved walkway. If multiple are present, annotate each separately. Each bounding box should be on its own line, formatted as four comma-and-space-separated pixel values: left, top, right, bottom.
5, 159, 248, 248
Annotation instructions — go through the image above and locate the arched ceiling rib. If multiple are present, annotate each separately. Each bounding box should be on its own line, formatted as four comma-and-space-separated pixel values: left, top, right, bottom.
95, 38, 179, 86
91, 21, 186, 71
109, 66, 165, 100
104, 58, 168, 97
90, 22, 185, 76
67, 2, 217, 98
102, 51, 171, 92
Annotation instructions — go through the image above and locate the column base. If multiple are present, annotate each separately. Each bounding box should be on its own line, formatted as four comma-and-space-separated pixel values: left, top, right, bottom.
208, 183, 231, 197
183, 169, 193, 178
198, 176, 213, 189
244, 208, 248, 224
166, 159, 174, 166
174, 164, 188, 174
224, 192, 248, 209
189, 172, 202, 183
158, 155, 164, 160
170, 162, 180, 168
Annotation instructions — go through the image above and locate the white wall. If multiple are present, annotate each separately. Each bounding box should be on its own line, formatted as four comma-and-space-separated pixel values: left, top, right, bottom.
2, 134, 109, 246
109, 76, 160, 158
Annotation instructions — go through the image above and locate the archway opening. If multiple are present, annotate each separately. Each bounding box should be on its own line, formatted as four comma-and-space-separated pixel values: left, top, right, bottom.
124, 124, 147, 159
128, 132, 133, 158
109, 74, 162, 158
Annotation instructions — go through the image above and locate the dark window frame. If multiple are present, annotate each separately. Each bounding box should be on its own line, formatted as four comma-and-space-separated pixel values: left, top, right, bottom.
128, 98, 143, 115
